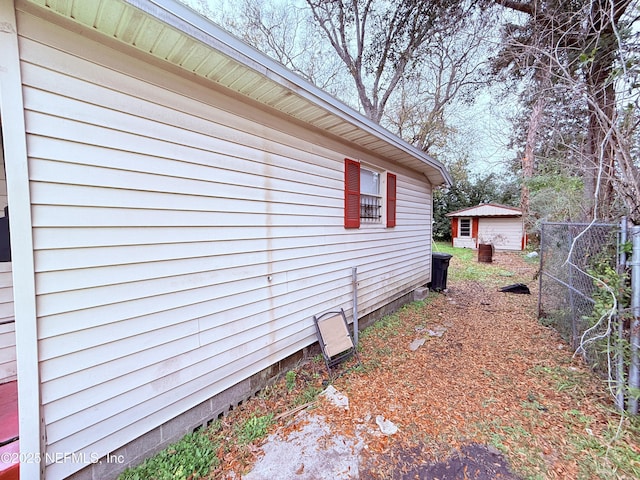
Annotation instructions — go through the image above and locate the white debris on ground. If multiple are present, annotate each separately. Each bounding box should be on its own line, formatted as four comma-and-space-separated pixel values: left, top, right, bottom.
411, 323, 450, 350
409, 338, 427, 351
242, 412, 364, 480
375, 415, 399, 435
243, 386, 364, 480
427, 325, 448, 337
321, 384, 349, 410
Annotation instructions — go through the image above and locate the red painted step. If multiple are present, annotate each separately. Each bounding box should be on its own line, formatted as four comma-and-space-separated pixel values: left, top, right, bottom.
0, 381, 18, 443
0, 441, 19, 480
0, 381, 19, 480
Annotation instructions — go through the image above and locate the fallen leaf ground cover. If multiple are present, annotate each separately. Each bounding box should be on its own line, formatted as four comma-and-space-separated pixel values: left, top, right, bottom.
220, 248, 640, 478
309, 250, 640, 479
122, 246, 640, 479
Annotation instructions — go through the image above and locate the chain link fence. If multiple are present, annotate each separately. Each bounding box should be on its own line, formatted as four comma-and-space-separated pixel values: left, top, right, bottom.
539, 220, 640, 414
538, 222, 618, 362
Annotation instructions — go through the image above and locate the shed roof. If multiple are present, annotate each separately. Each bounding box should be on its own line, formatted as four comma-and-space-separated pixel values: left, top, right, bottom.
24, 0, 451, 187
446, 203, 523, 218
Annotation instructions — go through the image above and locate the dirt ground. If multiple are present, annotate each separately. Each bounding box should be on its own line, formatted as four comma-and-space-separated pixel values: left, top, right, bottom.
212, 251, 625, 479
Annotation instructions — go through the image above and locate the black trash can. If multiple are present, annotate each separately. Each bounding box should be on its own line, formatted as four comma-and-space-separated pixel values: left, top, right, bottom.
430, 252, 453, 291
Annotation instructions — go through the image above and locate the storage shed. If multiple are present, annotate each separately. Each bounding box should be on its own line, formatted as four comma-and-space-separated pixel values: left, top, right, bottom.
447, 204, 526, 251
0, 0, 451, 479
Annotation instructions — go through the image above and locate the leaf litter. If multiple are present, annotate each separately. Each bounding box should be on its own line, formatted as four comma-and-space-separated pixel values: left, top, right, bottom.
208, 252, 639, 479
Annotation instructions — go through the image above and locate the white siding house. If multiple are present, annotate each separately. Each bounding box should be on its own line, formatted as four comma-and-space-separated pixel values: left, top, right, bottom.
446, 204, 525, 251
0, 0, 451, 479
0, 264, 15, 384
0, 141, 15, 384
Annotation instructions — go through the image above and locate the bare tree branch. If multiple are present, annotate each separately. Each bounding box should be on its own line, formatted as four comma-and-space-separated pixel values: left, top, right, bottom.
305, 0, 468, 124
493, 0, 640, 223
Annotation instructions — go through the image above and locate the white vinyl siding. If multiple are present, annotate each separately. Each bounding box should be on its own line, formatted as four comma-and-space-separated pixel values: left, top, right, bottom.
0, 160, 7, 209
18, 10, 433, 479
0, 263, 16, 384
478, 217, 523, 251
0, 137, 15, 384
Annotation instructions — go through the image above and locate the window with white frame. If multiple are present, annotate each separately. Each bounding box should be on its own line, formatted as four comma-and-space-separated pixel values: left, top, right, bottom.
359, 167, 381, 223
344, 158, 396, 229
459, 218, 471, 237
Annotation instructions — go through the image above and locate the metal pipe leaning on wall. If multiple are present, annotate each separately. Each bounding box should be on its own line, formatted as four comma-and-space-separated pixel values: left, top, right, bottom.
352, 267, 358, 346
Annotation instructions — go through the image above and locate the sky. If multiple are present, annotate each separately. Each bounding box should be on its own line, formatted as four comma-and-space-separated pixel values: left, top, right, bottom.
177, 0, 519, 178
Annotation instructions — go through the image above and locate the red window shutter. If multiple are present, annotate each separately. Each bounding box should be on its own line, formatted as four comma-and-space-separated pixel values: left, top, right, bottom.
386, 172, 397, 228
472, 218, 479, 247
344, 159, 360, 228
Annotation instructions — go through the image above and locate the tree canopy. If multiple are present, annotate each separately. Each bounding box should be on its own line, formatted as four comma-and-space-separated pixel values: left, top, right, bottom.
188, 0, 640, 225
491, 0, 640, 223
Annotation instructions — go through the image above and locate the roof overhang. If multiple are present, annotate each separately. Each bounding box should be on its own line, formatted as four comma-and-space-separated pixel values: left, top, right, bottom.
446, 203, 523, 218
24, 0, 451, 187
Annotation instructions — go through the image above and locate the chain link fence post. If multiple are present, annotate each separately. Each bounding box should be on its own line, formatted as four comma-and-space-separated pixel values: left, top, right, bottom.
629, 225, 640, 414
616, 217, 628, 411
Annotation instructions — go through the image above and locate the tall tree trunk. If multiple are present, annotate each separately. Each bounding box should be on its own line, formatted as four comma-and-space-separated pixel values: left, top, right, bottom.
583, 0, 621, 221
521, 94, 545, 229
585, 81, 617, 220
496, 0, 635, 222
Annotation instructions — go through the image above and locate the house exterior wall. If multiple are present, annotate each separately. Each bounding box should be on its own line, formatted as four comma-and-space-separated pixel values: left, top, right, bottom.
477, 217, 523, 251
0, 263, 15, 384
0, 141, 15, 384
0, 152, 7, 208
16, 8, 434, 479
